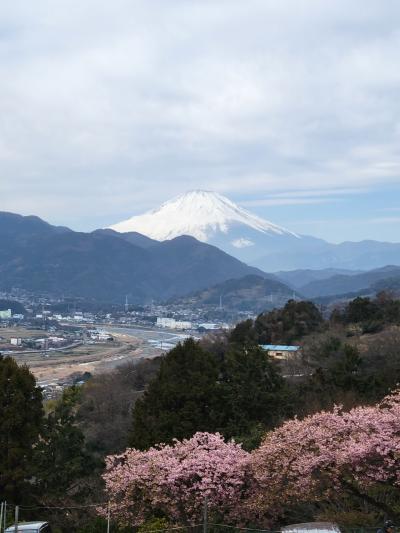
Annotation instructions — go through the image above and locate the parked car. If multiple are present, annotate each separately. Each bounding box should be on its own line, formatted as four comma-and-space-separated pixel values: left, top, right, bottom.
5, 522, 51, 533
282, 522, 341, 533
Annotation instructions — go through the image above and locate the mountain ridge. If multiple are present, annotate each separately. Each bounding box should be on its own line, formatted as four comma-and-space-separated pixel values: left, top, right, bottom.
109, 191, 400, 271
300, 265, 400, 298
0, 211, 271, 303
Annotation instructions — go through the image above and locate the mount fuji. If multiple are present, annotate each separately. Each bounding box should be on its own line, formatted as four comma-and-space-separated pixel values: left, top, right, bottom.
110, 190, 302, 268
110, 190, 400, 272
111, 190, 298, 243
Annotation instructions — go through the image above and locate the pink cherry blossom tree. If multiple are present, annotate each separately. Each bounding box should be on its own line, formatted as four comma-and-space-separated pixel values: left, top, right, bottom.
101, 393, 400, 527
249, 390, 400, 522
102, 432, 250, 526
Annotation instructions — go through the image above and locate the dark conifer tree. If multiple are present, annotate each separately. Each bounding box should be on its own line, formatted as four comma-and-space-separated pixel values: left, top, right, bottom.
34, 387, 98, 500
219, 345, 292, 447
0, 356, 43, 503
130, 338, 223, 449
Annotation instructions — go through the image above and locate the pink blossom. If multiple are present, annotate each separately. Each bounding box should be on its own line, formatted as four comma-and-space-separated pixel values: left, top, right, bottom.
250, 390, 400, 519
102, 432, 250, 526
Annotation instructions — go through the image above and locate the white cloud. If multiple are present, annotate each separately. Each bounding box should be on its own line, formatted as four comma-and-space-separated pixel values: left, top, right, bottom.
0, 0, 400, 228
231, 238, 255, 249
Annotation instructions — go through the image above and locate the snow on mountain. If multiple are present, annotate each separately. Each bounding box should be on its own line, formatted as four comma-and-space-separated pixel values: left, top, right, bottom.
108, 190, 400, 272
109, 190, 298, 243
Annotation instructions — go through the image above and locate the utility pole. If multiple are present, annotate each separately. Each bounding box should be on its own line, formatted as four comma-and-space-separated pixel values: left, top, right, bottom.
106, 501, 110, 533
3, 502, 6, 533
14, 505, 18, 533
203, 496, 208, 533
0, 502, 4, 533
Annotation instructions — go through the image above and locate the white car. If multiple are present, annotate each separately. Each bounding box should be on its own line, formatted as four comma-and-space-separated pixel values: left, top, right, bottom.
282, 522, 341, 533
5, 522, 52, 533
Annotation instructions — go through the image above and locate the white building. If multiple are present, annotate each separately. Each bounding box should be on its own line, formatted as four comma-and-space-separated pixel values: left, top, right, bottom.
175, 320, 192, 330
156, 317, 192, 330
0, 309, 12, 319
89, 329, 113, 341
48, 336, 66, 345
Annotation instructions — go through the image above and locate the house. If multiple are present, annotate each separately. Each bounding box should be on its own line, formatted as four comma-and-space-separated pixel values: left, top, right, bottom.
259, 344, 301, 359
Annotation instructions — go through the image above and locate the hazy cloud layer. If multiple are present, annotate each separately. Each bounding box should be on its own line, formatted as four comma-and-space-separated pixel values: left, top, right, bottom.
0, 0, 399, 238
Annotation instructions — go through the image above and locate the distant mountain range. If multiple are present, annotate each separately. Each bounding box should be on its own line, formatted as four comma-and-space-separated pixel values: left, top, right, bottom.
169, 274, 298, 313
289, 265, 400, 299
0, 212, 271, 303
177, 267, 400, 311
2, 208, 400, 307
269, 265, 400, 303
273, 268, 364, 289
110, 190, 400, 272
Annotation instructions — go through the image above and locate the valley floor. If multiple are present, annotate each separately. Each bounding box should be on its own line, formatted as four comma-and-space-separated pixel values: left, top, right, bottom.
2, 325, 192, 394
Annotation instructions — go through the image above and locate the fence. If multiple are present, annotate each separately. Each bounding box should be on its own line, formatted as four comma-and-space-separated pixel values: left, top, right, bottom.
0, 501, 385, 533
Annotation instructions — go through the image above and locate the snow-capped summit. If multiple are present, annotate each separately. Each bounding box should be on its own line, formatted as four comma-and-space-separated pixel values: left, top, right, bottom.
108, 190, 400, 272
110, 190, 298, 243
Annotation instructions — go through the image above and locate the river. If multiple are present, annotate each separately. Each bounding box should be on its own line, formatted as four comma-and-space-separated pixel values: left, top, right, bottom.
108, 326, 200, 359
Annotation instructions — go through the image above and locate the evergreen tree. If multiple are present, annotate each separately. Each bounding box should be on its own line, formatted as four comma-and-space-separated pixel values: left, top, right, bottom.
130, 339, 222, 449
345, 297, 382, 324
34, 387, 97, 500
220, 345, 292, 446
228, 319, 256, 345
0, 356, 43, 503
230, 299, 325, 346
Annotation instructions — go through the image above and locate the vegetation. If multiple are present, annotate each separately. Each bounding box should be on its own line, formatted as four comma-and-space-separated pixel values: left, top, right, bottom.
130, 339, 222, 449
77, 359, 160, 455
103, 432, 249, 525
104, 390, 400, 528
0, 356, 43, 503
332, 293, 400, 333
33, 387, 98, 501
130, 338, 290, 450
250, 390, 400, 525
230, 299, 324, 345
2, 293, 400, 530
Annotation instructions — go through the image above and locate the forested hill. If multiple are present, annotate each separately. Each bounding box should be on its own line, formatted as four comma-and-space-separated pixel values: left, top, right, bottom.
0, 211, 271, 302
168, 274, 299, 312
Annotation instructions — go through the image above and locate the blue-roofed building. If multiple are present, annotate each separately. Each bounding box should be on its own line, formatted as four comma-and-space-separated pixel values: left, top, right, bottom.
259, 344, 301, 359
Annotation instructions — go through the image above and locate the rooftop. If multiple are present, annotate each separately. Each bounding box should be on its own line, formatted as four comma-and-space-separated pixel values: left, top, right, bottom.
6, 522, 48, 531
260, 344, 300, 352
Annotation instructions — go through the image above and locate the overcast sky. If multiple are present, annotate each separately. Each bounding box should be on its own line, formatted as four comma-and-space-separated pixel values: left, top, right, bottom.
1, 0, 400, 242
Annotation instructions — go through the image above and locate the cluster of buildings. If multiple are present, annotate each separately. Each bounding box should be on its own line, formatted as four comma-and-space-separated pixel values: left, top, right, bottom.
2, 334, 74, 353
0, 285, 254, 333
86, 329, 114, 341
156, 316, 228, 331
